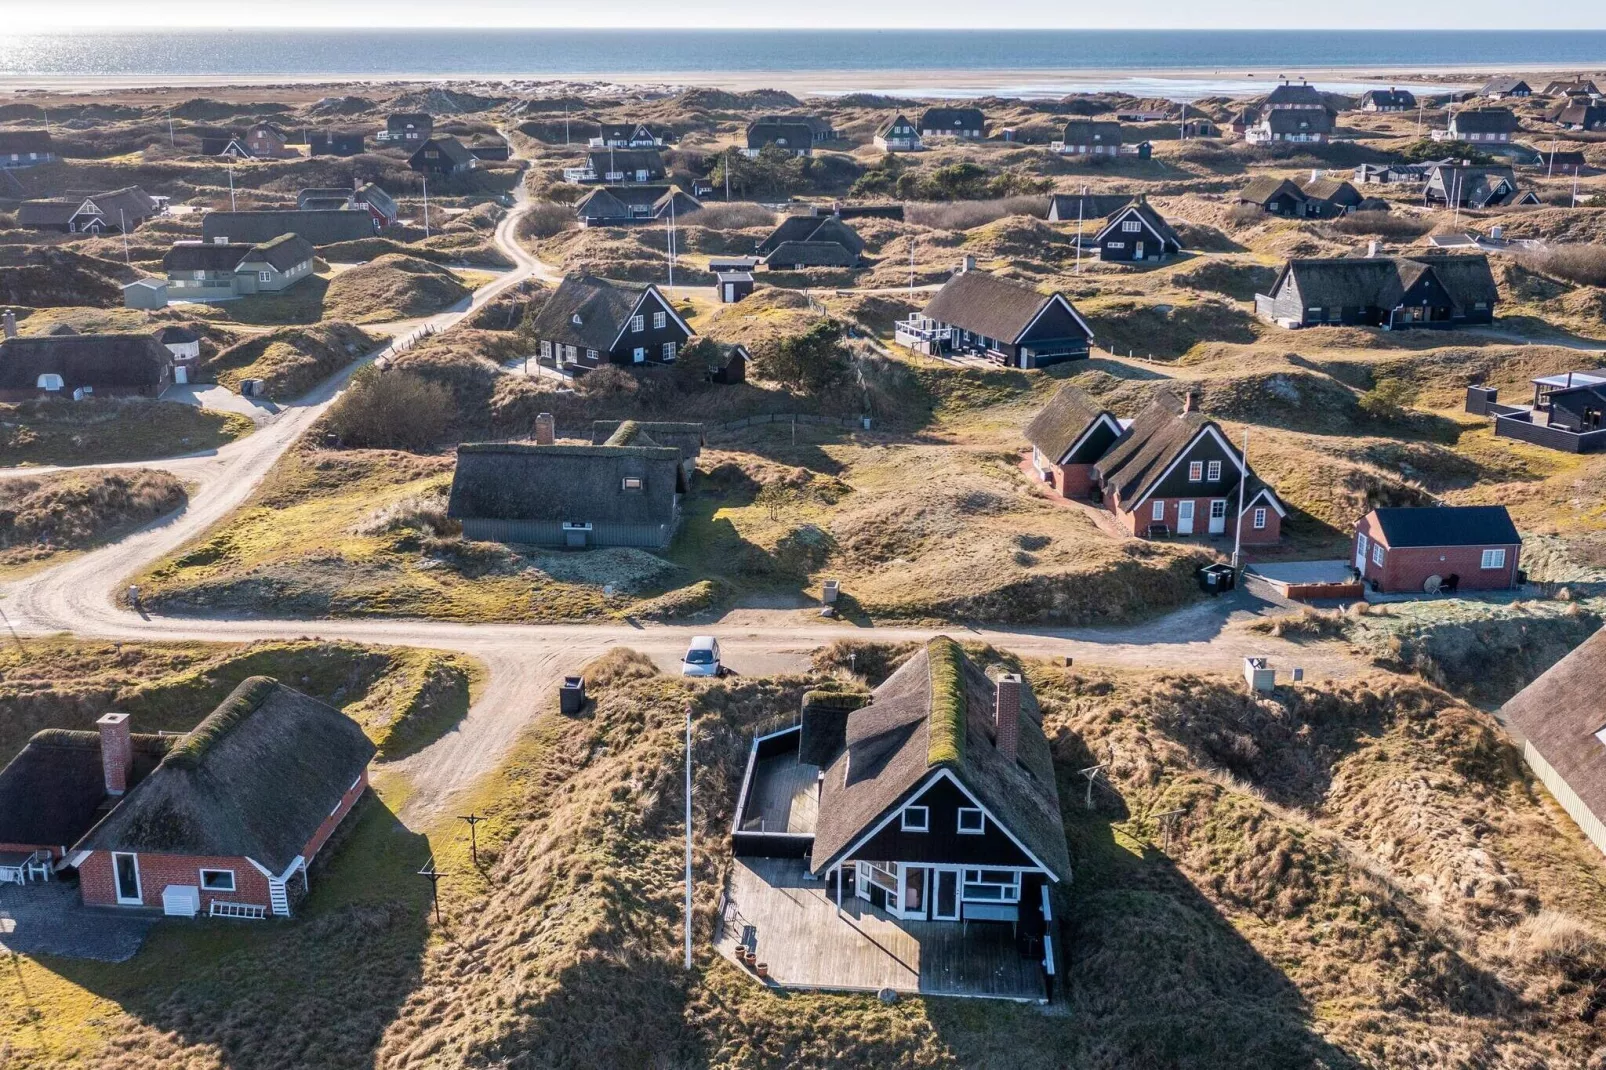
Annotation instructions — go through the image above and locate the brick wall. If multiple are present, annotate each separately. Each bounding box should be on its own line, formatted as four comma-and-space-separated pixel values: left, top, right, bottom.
1111, 495, 1282, 544
0, 841, 64, 858
302, 768, 369, 861
80, 850, 273, 912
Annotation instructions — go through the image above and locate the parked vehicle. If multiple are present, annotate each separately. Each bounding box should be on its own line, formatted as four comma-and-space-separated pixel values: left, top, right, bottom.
681, 636, 721, 677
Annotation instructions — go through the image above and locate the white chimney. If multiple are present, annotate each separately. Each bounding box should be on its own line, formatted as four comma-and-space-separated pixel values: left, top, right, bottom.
1367, 240, 1382, 258
98, 712, 132, 795
994, 675, 1022, 762
2, 309, 15, 339
1311, 169, 1320, 182
959, 254, 976, 273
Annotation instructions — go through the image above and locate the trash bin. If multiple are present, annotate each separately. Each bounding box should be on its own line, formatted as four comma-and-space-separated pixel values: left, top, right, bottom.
560, 675, 586, 714
1197, 563, 1236, 595
822, 579, 840, 605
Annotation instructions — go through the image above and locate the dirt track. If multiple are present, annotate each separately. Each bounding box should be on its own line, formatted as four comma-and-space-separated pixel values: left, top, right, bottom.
0, 157, 1367, 826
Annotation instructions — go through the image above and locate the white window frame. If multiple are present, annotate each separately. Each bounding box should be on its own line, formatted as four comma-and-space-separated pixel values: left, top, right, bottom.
621, 476, 644, 491
1106, 241, 1124, 249
863, 861, 898, 893
1151, 501, 1166, 522
652, 311, 666, 328
1372, 544, 1385, 567
1481, 548, 1507, 569
1207, 460, 1222, 481
1254, 507, 1268, 530
112, 852, 142, 904
900, 806, 930, 832
631, 314, 644, 333
1188, 461, 1204, 482
1210, 500, 1228, 520
258, 271, 272, 283
539, 341, 552, 358
1122, 219, 1142, 232
199, 868, 236, 892
957, 807, 985, 835
586, 348, 598, 362
632, 347, 645, 363
961, 868, 1021, 903
661, 341, 677, 361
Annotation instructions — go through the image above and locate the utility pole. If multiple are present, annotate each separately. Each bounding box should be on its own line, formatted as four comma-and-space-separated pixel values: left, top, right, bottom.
1548, 138, 1557, 178
564, 104, 570, 147
167, 109, 175, 147
1073, 186, 1085, 274
119, 210, 129, 265
422, 175, 430, 238
667, 194, 676, 287
1232, 428, 1249, 570
227, 162, 236, 211
725, 147, 731, 201
417, 861, 443, 925
683, 704, 694, 971
1416, 100, 1423, 139
908, 237, 914, 296
458, 813, 485, 866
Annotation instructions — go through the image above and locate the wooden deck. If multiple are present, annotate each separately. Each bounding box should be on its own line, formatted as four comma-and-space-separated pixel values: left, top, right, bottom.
716, 857, 1045, 1002
740, 754, 819, 834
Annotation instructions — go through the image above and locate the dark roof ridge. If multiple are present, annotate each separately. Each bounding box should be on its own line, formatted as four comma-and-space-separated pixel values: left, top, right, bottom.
163, 676, 278, 770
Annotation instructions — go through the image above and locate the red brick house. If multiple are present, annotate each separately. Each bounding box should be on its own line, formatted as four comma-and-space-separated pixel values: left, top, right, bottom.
0, 677, 373, 919
1354, 505, 1522, 594
1024, 383, 1124, 498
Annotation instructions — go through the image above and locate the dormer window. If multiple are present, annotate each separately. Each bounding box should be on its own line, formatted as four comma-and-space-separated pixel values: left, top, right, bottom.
621, 477, 644, 492
571, 313, 583, 325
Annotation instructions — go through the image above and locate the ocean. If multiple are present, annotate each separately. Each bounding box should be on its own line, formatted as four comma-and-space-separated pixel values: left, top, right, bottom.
2, 29, 1605, 98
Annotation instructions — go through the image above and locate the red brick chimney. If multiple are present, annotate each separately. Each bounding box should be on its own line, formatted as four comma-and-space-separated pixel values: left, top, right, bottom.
1184, 389, 1200, 413
994, 674, 1022, 761
534, 413, 555, 445
98, 712, 132, 795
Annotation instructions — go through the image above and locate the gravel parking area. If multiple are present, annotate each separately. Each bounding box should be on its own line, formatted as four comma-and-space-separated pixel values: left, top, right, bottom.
0, 881, 156, 962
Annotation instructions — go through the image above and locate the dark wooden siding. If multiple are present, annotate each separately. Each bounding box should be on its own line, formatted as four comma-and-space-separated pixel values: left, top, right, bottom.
1018, 299, 1090, 347
606, 290, 693, 364
1064, 418, 1121, 464
1147, 431, 1243, 501
847, 776, 1037, 869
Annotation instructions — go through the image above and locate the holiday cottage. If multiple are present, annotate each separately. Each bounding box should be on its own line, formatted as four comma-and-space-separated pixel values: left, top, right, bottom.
1353, 506, 1522, 594
525, 274, 693, 371
896, 263, 1093, 369
1090, 198, 1181, 261
873, 113, 923, 152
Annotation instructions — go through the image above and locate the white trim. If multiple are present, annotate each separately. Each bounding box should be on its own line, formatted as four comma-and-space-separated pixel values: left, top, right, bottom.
1128, 424, 1241, 514
1239, 484, 1289, 518
1014, 292, 1094, 345
957, 807, 985, 834
1054, 412, 1123, 465
605, 287, 693, 352
820, 768, 1061, 882
199, 867, 236, 892
1091, 204, 1170, 248
244, 856, 276, 878
111, 851, 142, 904
900, 806, 930, 832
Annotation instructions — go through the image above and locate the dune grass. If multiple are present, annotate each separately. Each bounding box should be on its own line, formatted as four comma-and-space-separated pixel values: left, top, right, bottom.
0, 398, 252, 468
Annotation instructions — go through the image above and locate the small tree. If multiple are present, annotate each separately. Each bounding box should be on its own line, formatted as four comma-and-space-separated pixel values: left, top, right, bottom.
325, 366, 456, 450
1358, 377, 1418, 421
758, 320, 849, 393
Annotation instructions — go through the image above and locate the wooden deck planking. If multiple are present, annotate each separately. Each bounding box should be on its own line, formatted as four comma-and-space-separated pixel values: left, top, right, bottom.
741, 755, 820, 834
716, 857, 1043, 1001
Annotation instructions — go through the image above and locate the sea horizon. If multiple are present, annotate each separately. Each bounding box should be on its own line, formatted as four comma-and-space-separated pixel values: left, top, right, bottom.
2, 29, 1604, 99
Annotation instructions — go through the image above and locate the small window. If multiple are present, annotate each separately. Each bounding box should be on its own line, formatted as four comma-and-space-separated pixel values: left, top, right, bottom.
1188, 461, 1204, 481
1122, 219, 1142, 232
957, 808, 985, 834
1308, 306, 1322, 318
1151, 501, 1166, 522
1254, 507, 1268, 530
631, 315, 644, 332
1207, 460, 1222, 481
199, 869, 235, 892
621, 476, 644, 492
653, 311, 667, 329
1106, 241, 1124, 249
1481, 548, 1507, 569
571, 313, 583, 325
662, 341, 677, 361
586, 349, 598, 361
900, 806, 930, 832
540, 340, 552, 358
1372, 544, 1385, 567
258, 271, 271, 282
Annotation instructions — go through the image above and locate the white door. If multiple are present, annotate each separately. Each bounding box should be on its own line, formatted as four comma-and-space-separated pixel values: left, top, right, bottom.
1177, 501, 1195, 534
932, 869, 961, 921
174, 365, 189, 385
633, 347, 645, 363
1135, 240, 1145, 259
1356, 533, 1369, 571
724, 283, 735, 302
112, 852, 142, 905
1209, 499, 1227, 534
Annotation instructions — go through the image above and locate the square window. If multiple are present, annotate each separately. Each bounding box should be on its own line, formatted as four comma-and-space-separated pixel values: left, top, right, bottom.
1254, 507, 1267, 530
200, 869, 235, 892
1151, 501, 1166, 521
631, 315, 644, 332
900, 806, 930, 832
653, 311, 667, 328
1372, 544, 1385, 567
957, 808, 985, 834
1481, 548, 1506, 569
1188, 461, 1204, 481
622, 476, 644, 491
1207, 461, 1222, 481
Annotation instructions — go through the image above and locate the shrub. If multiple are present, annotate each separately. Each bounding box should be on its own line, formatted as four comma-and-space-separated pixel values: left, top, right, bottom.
519, 202, 576, 240
1358, 378, 1419, 421
1227, 203, 1266, 227
1519, 245, 1606, 288
905, 195, 1047, 230
352, 489, 457, 537
325, 367, 456, 451
755, 319, 849, 392
1327, 211, 1434, 239
575, 364, 639, 400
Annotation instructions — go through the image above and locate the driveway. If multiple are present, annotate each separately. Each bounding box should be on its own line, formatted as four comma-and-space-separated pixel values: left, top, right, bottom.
0, 881, 156, 962
161, 383, 279, 422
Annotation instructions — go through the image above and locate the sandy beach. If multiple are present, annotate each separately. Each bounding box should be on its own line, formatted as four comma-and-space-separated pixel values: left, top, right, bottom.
2, 61, 1599, 100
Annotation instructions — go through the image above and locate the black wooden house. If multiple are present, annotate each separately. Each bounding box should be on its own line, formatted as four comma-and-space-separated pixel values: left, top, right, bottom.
896, 264, 1093, 368
526, 274, 694, 370
1091, 198, 1181, 261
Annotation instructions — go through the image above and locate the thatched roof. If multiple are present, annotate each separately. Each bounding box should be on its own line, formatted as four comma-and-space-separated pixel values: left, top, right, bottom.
1451, 107, 1519, 134
1237, 176, 1308, 206
758, 215, 864, 257
1480, 77, 1530, 95
164, 241, 254, 273
1264, 109, 1334, 135
16, 200, 78, 227
874, 112, 917, 137
447, 435, 685, 527
78, 678, 375, 873
747, 118, 818, 149
411, 135, 476, 170
524, 274, 659, 352
1360, 88, 1416, 108
0, 334, 170, 392
810, 637, 1070, 882
1503, 627, 1606, 834
237, 233, 315, 272
919, 107, 986, 131
0, 729, 171, 850
1093, 198, 1181, 249
0, 131, 52, 154
202, 209, 374, 245
1269, 254, 1497, 313
1061, 120, 1123, 146
590, 420, 704, 460
1046, 193, 1133, 221
1024, 383, 1115, 462
764, 241, 860, 268
1300, 178, 1361, 205
585, 147, 664, 175
1264, 82, 1328, 108
920, 270, 1083, 344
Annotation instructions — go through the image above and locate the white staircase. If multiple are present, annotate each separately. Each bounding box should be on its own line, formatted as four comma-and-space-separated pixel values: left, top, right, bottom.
268, 878, 289, 916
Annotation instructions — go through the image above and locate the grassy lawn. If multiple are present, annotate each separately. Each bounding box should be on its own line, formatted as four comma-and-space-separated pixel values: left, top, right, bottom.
0, 398, 252, 468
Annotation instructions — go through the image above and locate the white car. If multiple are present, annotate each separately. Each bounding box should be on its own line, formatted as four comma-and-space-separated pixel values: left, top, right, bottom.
681, 636, 721, 677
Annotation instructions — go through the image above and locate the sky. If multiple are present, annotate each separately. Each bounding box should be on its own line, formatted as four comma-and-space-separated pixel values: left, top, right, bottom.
10, 2, 1606, 29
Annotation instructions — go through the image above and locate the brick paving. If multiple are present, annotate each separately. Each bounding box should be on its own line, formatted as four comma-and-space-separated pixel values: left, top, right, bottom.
0, 881, 156, 962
